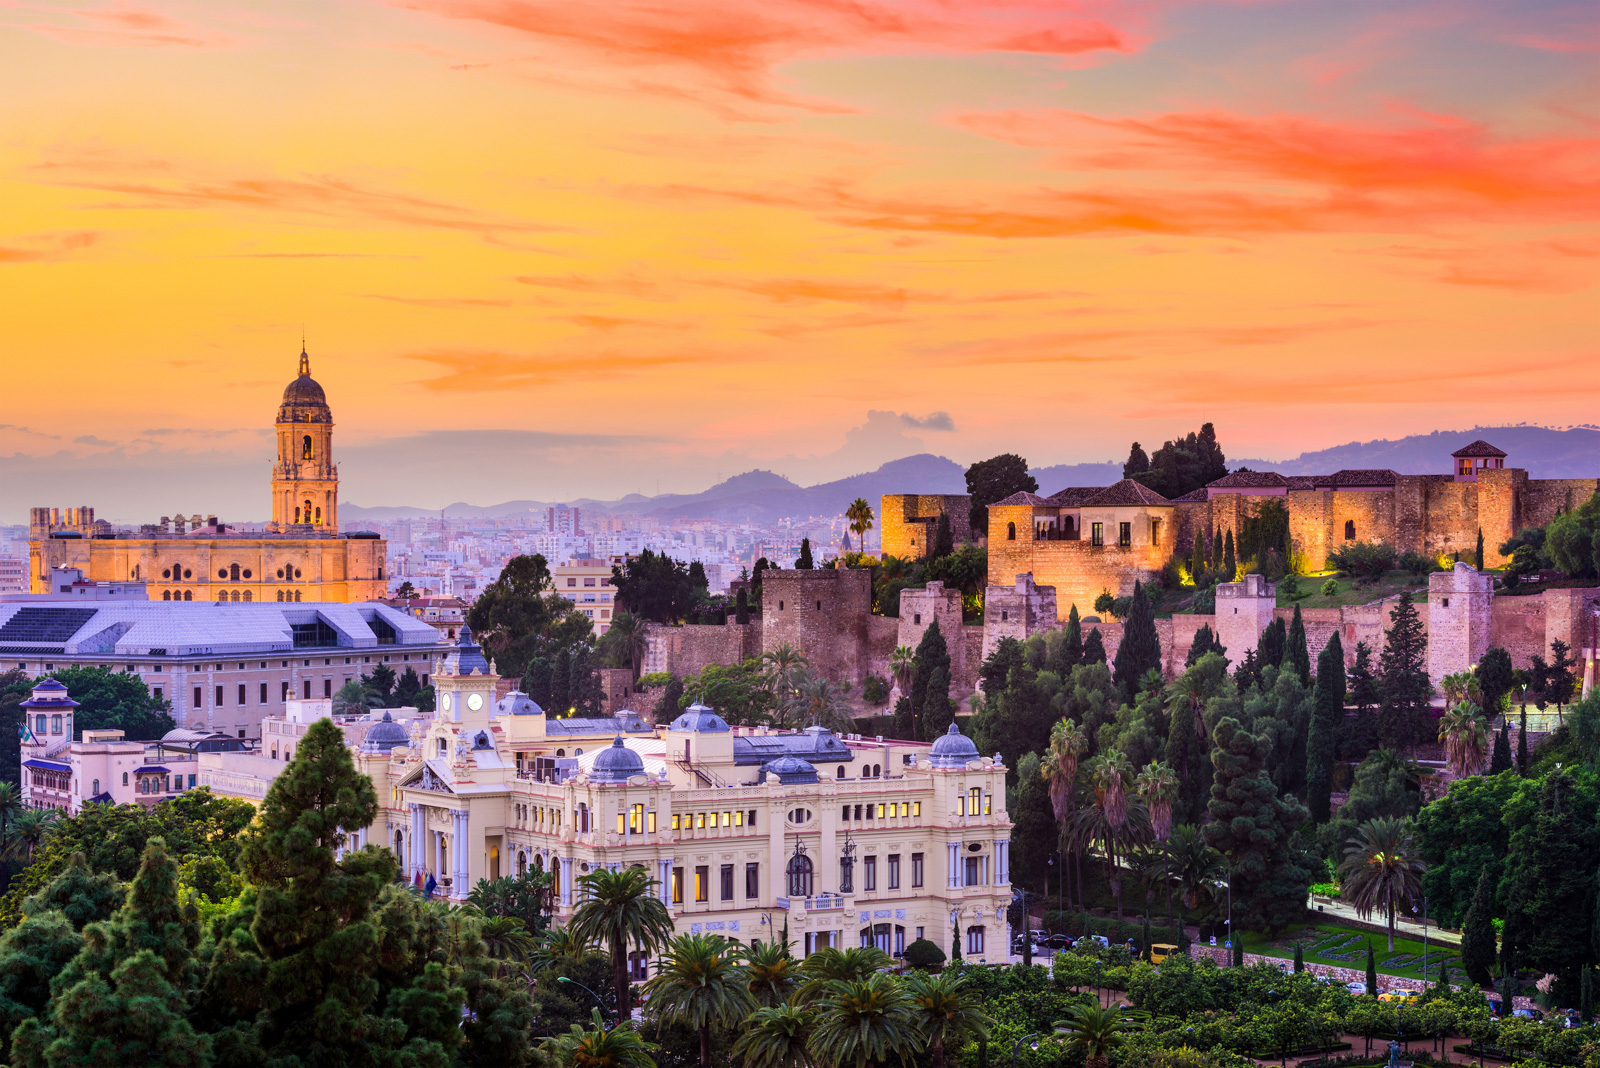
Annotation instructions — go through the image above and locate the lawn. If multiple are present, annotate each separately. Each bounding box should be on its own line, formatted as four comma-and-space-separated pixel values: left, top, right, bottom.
1276, 570, 1427, 610
1242, 922, 1468, 986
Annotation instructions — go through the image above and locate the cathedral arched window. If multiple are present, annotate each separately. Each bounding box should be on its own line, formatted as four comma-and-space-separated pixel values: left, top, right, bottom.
183, 590, 192, 601
294, 591, 302, 602
231, 590, 241, 602
242, 590, 253, 602
218, 591, 229, 602
277, 590, 284, 602
785, 852, 813, 897
229, 564, 240, 581
314, 508, 321, 524
303, 501, 312, 523
162, 590, 172, 601
302, 435, 313, 460
1006, 522, 1016, 541
294, 507, 301, 523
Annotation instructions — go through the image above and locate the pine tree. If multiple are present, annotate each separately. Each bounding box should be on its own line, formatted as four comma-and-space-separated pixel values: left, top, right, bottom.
911, 619, 951, 740
1377, 596, 1430, 752
735, 588, 749, 625
551, 646, 572, 713
1475, 528, 1485, 571
1203, 717, 1313, 935
1478, 647, 1515, 718
221, 718, 463, 1065
1082, 629, 1107, 666
15, 838, 211, 1068
933, 514, 954, 559
1112, 582, 1162, 701
1057, 605, 1084, 672
1489, 722, 1513, 775
1285, 605, 1311, 685
922, 666, 953, 742
688, 560, 709, 589
1460, 866, 1498, 986
1123, 441, 1150, 479
795, 539, 813, 569
1305, 632, 1345, 823
1366, 944, 1378, 996
569, 646, 606, 716
1223, 529, 1236, 582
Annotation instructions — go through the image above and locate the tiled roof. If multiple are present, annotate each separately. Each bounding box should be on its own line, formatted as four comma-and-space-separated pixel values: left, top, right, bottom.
1314, 469, 1398, 487
1082, 479, 1171, 507
1045, 487, 1105, 506
1207, 471, 1289, 489
1169, 487, 1211, 503
1285, 476, 1319, 490
1451, 439, 1506, 458
991, 491, 1051, 507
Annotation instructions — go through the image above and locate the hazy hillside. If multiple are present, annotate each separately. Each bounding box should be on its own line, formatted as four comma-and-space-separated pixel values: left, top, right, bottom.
342, 425, 1598, 524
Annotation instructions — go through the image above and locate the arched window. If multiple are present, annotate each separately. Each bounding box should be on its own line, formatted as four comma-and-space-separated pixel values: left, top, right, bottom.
182, 590, 192, 601
294, 591, 302, 602
303, 500, 312, 523
231, 590, 241, 602
218, 591, 229, 602
122, 772, 128, 786
302, 435, 313, 460
314, 507, 321, 523
294, 506, 301, 523
836, 766, 845, 779
786, 853, 814, 897
163, 590, 172, 601
1344, 519, 1356, 541
1006, 522, 1016, 541
242, 590, 253, 602
229, 563, 240, 581
92, 779, 99, 795
277, 590, 285, 602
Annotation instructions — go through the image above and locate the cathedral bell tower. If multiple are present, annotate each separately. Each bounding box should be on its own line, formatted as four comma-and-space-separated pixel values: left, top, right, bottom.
271, 345, 338, 532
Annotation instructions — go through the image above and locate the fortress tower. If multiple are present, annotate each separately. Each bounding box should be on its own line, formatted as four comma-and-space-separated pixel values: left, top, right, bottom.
271, 346, 339, 533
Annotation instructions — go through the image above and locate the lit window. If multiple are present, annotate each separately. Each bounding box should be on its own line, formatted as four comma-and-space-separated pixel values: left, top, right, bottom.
1091, 522, 1104, 547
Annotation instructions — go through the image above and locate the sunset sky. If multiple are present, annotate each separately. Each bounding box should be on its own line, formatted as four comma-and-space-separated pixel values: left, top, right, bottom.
3, 0, 1597, 522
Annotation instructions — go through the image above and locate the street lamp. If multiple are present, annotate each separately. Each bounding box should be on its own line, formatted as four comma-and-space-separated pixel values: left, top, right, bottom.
1011, 1032, 1041, 1068
556, 976, 610, 1029
1411, 894, 1429, 981
1214, 873, 1233, 964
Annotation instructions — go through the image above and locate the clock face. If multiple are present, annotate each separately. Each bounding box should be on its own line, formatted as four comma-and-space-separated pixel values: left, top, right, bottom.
466, 692, 484, 712
441, 693, 453, 711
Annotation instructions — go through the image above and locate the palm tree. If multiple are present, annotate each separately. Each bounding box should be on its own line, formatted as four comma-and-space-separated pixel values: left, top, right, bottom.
846, 498, 875, 555
1167, 824, 1224, 913
4, 807, 57, 864
733, 1003, 816, 1068
795, 946, 893, 1003
762, 644, 811, 702
781, 671, 856, 733
569, 866, 675, 1024
888, 646, 915, 697
0, 782, 20, 893
605, 611, 648, 679
1044, 718, 1088, 910
1087, 750, 1139, 919
809, 972, 921, 1068
1163, 671, 1210, 744
902, 970, 991, 1068
479, 915, 537, 977
1338, 816, 1427, 951
1440, 671, 1481, 710
742, 938, 800, 1007
1135, 761, 1180, 932
1438, 702, 1489, 780
1053, 1002, 1141, 1068
544, 1009, 656, 1068
528, 926, 591, 975
642, 932, 753, 1068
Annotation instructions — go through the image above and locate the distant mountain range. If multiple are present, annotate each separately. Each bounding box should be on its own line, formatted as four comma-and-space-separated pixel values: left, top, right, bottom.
341, 425, 1599, 525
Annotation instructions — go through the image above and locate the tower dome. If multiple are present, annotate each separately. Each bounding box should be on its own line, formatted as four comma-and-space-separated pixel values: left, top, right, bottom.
760, 755, 819, 785
669, 703, 730, 733
278, 346, 330, 421
589, 735, 645, 783
928, 721, 979, 769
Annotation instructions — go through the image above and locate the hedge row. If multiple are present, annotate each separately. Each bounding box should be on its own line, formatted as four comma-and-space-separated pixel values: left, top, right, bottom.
1039, 912, 1185, 948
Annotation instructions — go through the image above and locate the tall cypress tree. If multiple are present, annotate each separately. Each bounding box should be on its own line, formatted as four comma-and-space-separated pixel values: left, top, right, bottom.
933, 514, 954, 559
735, 587, 749, 625
911, 619, 950, 740
922, 666, 954, 741
1112, 582, 1162, 701
1489, 722, 1513, 775
1191, 529, 1206, 583
550, 647, 572, 713
1057, 605, 1084, 672
1285, 605, 1311, 685
1257, 618, 1287, 678
795, 539, 814, 569
1082, 629, 1107, 666
1517, 712, 1530, 775
1223, 529, 1236, 582
1366, 944, 1378, 997
1377, 596, 1430, 752
1475, 528, 1485, 571
1305, 631, 1345, 823
1459, 866, 1498, 986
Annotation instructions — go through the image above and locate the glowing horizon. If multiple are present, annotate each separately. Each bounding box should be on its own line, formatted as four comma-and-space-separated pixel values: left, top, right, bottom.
2, 0, 1597, 520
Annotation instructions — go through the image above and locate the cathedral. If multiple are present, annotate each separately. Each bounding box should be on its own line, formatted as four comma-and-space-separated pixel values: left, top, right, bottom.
28, 348, 388, 603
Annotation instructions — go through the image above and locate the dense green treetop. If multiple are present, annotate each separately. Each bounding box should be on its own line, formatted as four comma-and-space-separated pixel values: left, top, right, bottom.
965, 454, 1037, 535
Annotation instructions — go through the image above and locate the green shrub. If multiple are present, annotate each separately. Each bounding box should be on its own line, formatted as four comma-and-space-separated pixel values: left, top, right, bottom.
902, 937, 946, 969
862, 673, 890, 705
1326, 542, 1397, 579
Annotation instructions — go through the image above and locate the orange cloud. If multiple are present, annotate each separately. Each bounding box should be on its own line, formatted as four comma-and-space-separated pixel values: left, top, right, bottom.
0, 231, 101, 263
16, 2, 229, 48
398, 0, 1138, 109
406, 348, 709, 390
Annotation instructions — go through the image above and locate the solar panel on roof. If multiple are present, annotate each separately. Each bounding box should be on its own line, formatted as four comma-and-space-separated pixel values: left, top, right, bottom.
0, 608, 96, 644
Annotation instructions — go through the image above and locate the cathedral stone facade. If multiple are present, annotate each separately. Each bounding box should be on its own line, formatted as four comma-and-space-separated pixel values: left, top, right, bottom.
28, 347, 387, 603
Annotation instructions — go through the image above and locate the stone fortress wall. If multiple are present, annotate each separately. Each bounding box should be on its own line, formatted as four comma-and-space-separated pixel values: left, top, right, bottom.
879, 494, 973, 560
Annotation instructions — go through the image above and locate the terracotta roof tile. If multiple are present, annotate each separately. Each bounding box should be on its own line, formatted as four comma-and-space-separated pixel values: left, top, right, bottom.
1045, 486, 1105, 506
991, 491, 1051, 507
1206, 470, 1290, 489
1170, 487, 1211, 502
1451, 439, 1507, 458
1314, 469, 1398, 487
1082, 479, 1171, 507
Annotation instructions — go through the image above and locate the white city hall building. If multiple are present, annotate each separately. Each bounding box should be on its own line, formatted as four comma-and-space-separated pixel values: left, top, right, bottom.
385, 628, 1016, 967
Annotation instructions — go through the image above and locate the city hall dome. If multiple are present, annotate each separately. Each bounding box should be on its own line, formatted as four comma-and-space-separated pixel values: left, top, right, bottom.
928, 721, 979, 769
590, 736, 645, 783
669, 703, 730, 733
361, 712, 411, 753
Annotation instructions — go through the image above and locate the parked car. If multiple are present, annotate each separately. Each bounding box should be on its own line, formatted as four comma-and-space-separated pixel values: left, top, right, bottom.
1074, 935, 1110, 950
1379, 989, 1419, 1004
1150, 943, 1179, 965
1347, 981, 1370, 995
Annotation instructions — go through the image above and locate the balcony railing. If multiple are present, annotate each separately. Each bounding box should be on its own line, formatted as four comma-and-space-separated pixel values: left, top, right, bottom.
775, 892, 847, 912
